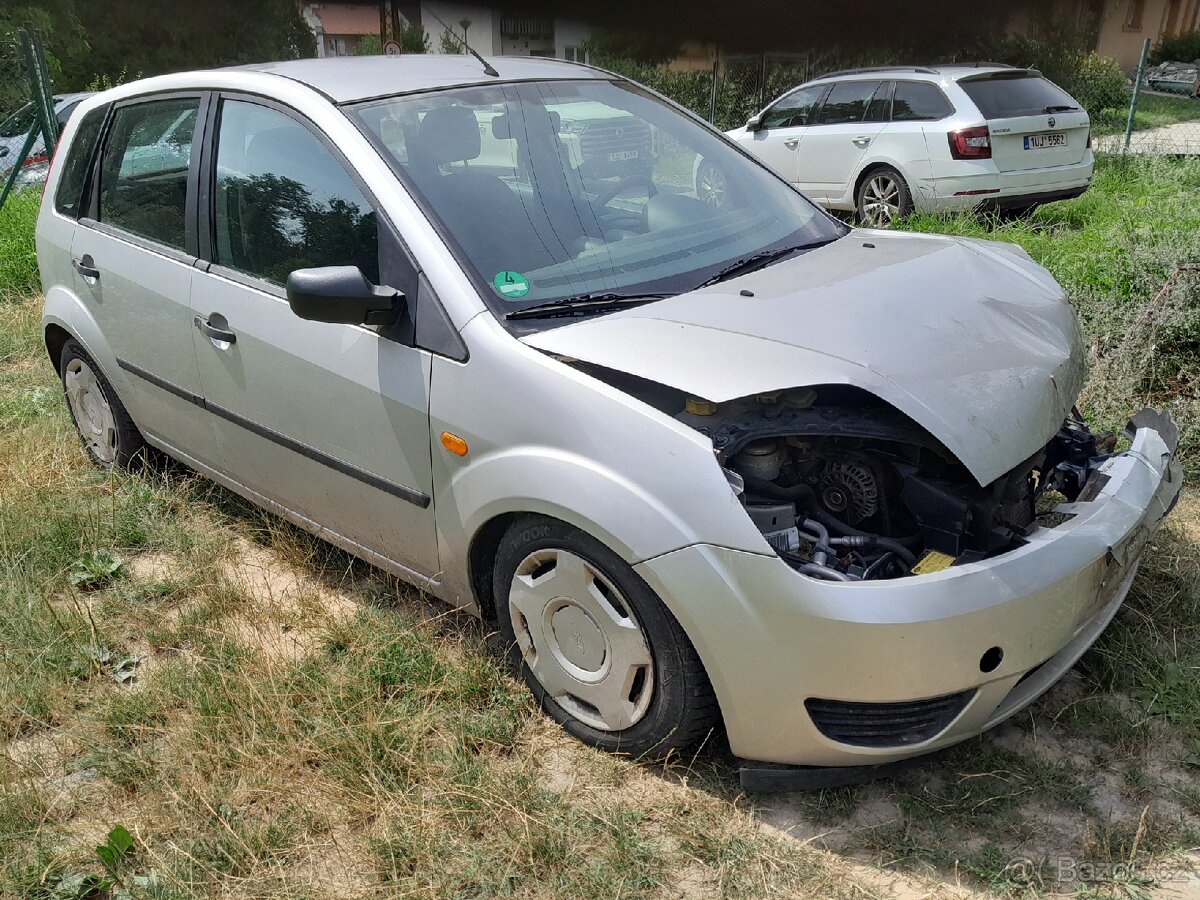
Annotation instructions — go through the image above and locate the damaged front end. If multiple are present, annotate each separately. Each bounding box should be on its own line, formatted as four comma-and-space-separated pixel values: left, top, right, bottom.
679, 386, 1121, 582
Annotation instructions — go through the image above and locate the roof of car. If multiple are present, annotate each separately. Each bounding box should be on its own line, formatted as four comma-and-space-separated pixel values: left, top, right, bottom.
224, 54, 609, 104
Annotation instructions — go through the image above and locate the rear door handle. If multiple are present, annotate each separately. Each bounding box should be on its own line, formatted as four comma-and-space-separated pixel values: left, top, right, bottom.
72, 255, 100, 281
194, 315, 237, 345
783, 138, 799, 149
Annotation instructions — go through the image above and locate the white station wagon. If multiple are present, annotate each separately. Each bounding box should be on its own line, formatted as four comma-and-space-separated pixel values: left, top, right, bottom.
708, 65, 1094, 226
37, 56, 1179, 789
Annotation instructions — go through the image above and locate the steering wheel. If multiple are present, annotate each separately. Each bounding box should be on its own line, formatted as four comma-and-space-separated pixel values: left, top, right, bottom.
595, 174, 658, 208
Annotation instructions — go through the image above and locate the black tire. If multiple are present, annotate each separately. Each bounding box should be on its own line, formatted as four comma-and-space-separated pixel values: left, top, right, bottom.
494, 516, 720, 758
59, 340, 145, 469
856, 165, 914, 228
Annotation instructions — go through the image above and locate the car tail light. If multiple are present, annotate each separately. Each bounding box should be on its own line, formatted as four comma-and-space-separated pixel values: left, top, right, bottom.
948, 126, 991, 160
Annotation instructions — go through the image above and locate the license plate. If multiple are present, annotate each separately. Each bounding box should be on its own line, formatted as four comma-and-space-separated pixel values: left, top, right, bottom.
608, 149, 639, 162
1024, 133, 1067, 150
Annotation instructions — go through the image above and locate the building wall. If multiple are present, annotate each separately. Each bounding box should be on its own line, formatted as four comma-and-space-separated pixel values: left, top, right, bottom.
421, 2, 498, 55
1097, 0, 1200, 70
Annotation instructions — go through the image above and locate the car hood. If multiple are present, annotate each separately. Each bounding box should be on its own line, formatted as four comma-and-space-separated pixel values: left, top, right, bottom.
521, 230, 1085, 486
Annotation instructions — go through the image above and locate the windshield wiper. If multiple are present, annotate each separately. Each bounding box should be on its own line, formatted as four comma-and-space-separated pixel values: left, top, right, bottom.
1044, 104, 1079, 113
695, 240, 832, 290
505, 292, 670, 321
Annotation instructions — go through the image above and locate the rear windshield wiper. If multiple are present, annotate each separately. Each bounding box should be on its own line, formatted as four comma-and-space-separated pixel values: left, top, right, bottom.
1044, 104, 1079, 113
505, 292, 671, 321
695, 239, 833, 289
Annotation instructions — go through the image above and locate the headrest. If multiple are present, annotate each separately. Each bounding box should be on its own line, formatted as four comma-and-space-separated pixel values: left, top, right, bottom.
491, 110, 561, 140
418, 106, 481, 164
244, 127, 312, 175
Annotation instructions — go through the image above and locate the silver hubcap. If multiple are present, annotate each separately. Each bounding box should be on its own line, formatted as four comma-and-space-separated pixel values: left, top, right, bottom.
64, 358, 118, 464
860, 173, 902, 227
508, 548, 654, 732
698, 163, 727, 208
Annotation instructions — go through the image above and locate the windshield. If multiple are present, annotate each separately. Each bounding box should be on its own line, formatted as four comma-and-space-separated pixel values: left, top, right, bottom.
0, 104, 36, 139
351, 79, 845, 323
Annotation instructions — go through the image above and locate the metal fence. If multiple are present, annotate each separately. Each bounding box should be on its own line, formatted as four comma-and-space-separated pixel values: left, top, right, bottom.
0, 28, 59, 211
1101, 38, 1200, 157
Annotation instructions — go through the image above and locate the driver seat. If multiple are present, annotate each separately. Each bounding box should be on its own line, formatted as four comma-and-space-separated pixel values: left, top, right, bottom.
410, 106, 557, 277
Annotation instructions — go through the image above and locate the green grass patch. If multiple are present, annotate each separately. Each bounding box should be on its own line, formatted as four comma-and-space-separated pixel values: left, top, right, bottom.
0, 188, 40, 301
1093, 90, 1200, 136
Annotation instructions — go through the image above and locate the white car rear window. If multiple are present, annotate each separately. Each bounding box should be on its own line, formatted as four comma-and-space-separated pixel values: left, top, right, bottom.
959, 75, 1078, 119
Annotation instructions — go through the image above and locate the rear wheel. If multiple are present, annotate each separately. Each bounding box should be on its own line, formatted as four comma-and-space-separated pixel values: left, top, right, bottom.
60, 340, 145, 469
494, 516, 719, 758
856, 166, 913, 228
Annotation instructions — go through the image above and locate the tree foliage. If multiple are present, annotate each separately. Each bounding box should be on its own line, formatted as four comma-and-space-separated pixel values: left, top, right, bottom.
6, 0, 313, 95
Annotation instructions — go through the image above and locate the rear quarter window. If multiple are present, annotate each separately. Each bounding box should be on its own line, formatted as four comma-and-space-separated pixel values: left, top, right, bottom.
958, 75, 1077, 119
54, 105, 108, 219
891, 82, 954, 121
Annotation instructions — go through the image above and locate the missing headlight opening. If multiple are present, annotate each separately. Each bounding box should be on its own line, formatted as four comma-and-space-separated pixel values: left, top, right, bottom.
678, 387, 1116, 582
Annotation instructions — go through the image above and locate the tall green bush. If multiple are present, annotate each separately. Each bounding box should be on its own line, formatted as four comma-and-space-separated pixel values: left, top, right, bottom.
1150, 31, 1200, 64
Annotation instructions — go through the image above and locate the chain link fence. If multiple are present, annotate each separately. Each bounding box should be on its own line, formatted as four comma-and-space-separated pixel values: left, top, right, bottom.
1096, 39, 1200, 157
0, 28, 59, 210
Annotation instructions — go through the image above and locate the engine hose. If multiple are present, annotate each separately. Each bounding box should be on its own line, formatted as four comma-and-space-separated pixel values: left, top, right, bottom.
797, 562, 855, 582
828, 534, 918, 568
742, 474, 922, 548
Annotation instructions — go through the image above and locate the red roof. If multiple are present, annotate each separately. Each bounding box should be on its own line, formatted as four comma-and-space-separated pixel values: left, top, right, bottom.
313, 4, 380, 36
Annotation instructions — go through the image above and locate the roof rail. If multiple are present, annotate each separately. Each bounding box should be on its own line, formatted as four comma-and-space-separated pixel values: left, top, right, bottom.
932, 61, 1018, 69
814, 65, 939, 80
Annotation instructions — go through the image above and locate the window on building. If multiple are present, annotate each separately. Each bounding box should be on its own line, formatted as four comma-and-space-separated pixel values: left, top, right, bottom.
1123, 0, 1146, 30
98, 97, 199, 250
212, 99, 379, 287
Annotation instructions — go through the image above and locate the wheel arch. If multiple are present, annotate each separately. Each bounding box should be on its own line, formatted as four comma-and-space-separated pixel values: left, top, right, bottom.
44, 322, 73, 374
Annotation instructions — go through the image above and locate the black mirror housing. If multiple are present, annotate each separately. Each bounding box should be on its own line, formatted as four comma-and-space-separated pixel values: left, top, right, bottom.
286, 266, 405, 326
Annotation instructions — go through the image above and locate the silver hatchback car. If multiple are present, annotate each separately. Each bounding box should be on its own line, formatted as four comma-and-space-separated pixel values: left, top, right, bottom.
37, 56, 1180, 786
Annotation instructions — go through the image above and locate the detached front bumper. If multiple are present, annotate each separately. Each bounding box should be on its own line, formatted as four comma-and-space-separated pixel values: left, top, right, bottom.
634, 410, 1181, 772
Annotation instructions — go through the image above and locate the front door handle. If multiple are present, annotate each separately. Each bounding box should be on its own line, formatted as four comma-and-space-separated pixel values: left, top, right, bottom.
783, 138, 800, 149
194, 315, 237, 345
73, 255, 100, 281
852, 136, 872, 148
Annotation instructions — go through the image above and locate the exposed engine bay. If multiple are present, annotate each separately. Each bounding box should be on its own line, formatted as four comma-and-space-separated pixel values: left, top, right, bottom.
675, 387, 1115, 582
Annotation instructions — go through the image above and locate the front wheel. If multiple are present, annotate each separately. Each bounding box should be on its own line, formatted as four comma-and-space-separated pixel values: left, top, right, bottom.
494, 516, 719, 758
856, 166, 913, 228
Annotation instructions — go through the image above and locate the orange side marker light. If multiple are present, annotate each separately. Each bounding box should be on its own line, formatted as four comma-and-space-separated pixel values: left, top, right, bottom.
441, 431, 469, 456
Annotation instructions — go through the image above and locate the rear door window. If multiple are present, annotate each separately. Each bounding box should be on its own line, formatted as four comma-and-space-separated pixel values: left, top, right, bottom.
891, 82, 954, 121
97, 97, 199, 250
958, 75, 1077, 119
813, 81, 882, 125
54, 105, 108, 218
762, 84, 828, 129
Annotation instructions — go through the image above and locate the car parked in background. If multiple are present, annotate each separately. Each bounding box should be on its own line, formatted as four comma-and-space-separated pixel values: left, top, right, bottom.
37, 56, 1178, 786
0, 92, 93, 189
701, 65, 1093, 226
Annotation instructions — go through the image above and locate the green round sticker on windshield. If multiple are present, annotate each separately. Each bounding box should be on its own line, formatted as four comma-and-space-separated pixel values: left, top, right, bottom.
493, 270, 530, 299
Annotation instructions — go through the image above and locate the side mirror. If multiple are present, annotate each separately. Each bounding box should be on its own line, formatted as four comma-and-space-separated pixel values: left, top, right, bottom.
286, 266, 404, 326
745, 114, 763, 132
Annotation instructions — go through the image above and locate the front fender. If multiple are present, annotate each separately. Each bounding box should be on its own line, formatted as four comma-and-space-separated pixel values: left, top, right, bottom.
428, 315, 772, 609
